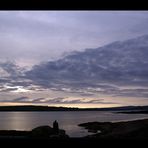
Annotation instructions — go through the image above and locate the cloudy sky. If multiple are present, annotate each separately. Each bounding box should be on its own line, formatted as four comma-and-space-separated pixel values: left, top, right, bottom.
0, 11, 148, 108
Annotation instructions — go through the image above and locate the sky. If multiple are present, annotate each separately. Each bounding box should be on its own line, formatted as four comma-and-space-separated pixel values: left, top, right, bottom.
0, 11, 148, 108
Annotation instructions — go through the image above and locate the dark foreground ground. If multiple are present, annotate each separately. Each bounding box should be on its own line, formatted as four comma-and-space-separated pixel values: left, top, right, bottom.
0, 137, 147, 147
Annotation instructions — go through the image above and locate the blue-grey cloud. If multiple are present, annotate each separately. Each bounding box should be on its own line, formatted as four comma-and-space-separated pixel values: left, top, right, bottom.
13, 97, 29, 102
5, 97, 116, 104
1, 35, 148, 100
0, 61, 25, 78
0, 96, 29, 103
0, 11, 148, 66
22, 34, 148, 99
26, 35, 148, 83
0, 87, 17, 93
111, 89, 148, 98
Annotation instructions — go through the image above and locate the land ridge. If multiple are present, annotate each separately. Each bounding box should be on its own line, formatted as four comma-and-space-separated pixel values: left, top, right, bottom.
0, 105, 148, 112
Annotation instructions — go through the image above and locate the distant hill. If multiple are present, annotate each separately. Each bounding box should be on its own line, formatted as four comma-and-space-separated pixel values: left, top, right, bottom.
0, 105, 148, 112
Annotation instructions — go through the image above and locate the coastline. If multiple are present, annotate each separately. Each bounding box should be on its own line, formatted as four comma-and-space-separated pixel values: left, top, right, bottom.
78, 118, 148, 139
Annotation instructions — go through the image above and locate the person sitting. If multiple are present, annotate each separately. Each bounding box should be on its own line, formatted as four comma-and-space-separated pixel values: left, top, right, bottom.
53, 120, 59, 134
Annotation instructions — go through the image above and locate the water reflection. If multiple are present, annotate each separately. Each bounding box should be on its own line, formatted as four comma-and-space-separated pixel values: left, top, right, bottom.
0, 111, 148, 137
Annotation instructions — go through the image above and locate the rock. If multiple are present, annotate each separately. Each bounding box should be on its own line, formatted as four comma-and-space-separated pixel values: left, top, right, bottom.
30, 125, 69, 138
31, 125, 54, 138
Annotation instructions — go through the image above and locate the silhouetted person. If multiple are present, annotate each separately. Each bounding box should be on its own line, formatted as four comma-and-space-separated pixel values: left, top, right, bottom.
53, 120, 59, 134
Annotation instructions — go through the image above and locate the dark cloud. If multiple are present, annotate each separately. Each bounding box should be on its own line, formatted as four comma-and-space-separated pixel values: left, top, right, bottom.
79, 93, 94, 97
38, 98, 117, 104
1, 35, 148, 101
0, 96, 29, 103
0, 96, 117, 105
0, 62, 20, 76
0, 61, 34, 93
112, 89, 148, 98
0, 61, 25, 80
0, 87, 18, 93
13, 97, 29, 102
8, 97, 43, 103
24, 35, 148, 99
0, 78, 10, 84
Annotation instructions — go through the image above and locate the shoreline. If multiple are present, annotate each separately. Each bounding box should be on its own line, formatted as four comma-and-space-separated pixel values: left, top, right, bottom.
78, 118, 148, 139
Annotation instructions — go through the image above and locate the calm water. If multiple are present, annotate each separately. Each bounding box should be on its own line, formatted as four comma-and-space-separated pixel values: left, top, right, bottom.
0, 111, 148, 137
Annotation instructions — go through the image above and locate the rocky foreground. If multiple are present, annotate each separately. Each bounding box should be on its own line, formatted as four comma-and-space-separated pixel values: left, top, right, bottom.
78, 118, 148, 139
0, 125, 69, 139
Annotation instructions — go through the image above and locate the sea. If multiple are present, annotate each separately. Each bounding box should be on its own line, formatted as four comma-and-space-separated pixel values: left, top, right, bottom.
0, 111, 148, 137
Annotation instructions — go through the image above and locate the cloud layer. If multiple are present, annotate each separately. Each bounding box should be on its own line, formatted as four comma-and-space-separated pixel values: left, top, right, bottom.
1, 34, 148, 106
23, 35, 148, 99
0, 11, 148, 67
1, 11, 148, 106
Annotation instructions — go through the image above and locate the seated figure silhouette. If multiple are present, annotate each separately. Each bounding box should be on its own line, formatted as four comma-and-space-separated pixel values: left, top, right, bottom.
53, 120, 59, 134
